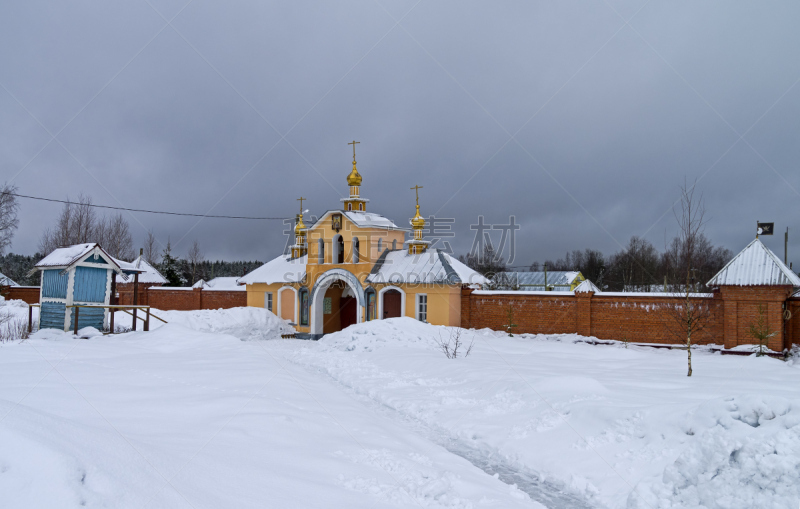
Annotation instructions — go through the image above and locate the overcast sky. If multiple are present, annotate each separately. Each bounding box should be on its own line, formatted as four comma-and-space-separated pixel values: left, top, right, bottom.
2, 0, 799, 267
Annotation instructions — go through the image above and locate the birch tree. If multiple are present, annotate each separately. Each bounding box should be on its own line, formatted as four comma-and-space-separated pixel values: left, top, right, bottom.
664, 181, 711, 377
0, 183, 19, 255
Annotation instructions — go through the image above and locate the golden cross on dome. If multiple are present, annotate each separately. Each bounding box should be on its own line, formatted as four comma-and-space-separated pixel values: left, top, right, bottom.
348, 140, 360, 161
410, 185, 423, 206
297, 196, 306, 213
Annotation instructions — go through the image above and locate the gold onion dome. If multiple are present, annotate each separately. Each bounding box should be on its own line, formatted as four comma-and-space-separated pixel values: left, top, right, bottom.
411, 205, 425, 229
347, 160, 362, 186
295, 213, 307, 233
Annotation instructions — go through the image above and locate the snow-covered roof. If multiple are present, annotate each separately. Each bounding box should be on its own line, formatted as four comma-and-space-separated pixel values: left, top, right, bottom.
366, 249, 488, 285
499, 271, 582, 289
0, 272, 18, 286
35, 243, 101, 268
343, 211, 403, 230
574, 279, 601, 293
307, 210, 406, 232
194, 277, 245, 291
707, 238, 800, 287
113, 256, 165, 284
238, 254, 307, 285
35, 243, 137, 278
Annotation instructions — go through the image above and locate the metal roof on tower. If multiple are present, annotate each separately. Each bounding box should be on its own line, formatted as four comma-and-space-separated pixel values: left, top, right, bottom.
706, 238, 800, 287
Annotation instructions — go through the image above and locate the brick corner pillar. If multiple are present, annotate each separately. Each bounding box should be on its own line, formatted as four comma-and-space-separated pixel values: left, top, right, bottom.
461, 286, 474, 329
193, 287, 203, 310
575, 291, 593, 337
720, 286, 738, 349
767, 299, 784, 352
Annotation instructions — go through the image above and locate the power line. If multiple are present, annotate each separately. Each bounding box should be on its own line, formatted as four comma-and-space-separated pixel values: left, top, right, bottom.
9, 193, 289, 220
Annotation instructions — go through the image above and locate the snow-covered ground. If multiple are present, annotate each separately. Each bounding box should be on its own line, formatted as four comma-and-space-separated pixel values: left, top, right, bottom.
1, 309, 799, 508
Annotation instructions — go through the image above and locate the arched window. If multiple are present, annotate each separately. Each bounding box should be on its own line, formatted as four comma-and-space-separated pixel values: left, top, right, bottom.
392, 239, 397, 250
318, 239, 324, 264
335, 235, 344, 264
377, 238, 383, 253
298, 288, 309, 326
365, 287, 376, 321
352, 237, 360, 263
358, 203, 363, 211
347, 203, 352, 211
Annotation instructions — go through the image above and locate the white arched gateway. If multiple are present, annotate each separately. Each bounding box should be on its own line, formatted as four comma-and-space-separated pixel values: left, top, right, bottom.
309, 268, 366, 338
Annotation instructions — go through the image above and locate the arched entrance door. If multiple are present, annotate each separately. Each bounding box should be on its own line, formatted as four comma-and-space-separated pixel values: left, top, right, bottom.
383, 289, 402, 319
310, 269, 365, 337
320, 282, 357, 333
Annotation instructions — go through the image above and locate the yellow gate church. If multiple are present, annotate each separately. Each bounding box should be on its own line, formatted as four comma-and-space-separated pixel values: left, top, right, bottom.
239, 142, 486, 339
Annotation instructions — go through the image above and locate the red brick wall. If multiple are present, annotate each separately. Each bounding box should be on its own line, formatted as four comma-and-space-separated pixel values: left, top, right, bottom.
3, 286, 40, 304
136, 287, 246, 311
464, 291, 577, 335
116, 283, 157, 306
201, 290, 247, 309
590, 294, 724, 345
462, 286, 795, 351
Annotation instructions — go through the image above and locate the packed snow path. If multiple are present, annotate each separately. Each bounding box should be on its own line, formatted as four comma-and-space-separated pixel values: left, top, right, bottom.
2, 308, 800, 508
299, 356, 595, 508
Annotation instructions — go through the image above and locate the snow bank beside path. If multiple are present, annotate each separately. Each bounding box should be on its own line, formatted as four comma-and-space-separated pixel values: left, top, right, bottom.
629, 395, 800, 509
112, 306, 293, 340
292, 319, 800, 509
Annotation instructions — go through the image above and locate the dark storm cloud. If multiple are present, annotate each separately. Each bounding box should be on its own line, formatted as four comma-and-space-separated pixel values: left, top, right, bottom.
2, 0, 799, 267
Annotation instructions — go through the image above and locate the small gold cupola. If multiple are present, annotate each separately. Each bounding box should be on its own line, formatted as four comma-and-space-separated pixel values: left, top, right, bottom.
341, 140, 369, 212
291, 197, 308, 258
407, 185, 430, 255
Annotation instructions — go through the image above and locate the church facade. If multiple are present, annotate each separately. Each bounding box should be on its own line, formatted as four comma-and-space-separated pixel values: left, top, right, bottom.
239, 144, 486, 339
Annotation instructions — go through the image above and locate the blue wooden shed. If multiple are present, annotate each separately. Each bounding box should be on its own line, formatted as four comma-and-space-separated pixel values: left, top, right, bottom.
34, 243, 142, 332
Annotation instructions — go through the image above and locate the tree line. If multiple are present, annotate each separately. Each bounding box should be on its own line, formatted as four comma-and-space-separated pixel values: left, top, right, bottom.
464, 232, 733, 293
0, 192, 263, 288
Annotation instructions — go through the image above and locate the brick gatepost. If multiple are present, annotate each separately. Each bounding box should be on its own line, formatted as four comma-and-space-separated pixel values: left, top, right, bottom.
461, 287, 473, 329
575, 290, 593, 337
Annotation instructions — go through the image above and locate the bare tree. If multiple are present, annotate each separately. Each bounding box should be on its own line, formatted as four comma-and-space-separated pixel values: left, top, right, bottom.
0, 183, 20, 255
459, 244, 506, 278
38, 194, 134, 259
187, 240, 205, 285
97, 213, 134, 260
143, 230, 159, 265
39, 194, 97, 254
663, 181, 711, 377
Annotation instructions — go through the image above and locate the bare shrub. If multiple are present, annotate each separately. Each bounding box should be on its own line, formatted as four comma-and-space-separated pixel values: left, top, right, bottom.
436, 327, 474, 359
748, 304, 777, 356
0, 315, 34, 342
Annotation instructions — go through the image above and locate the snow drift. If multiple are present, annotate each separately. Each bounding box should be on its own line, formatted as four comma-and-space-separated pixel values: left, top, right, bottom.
112, 306, 294, 341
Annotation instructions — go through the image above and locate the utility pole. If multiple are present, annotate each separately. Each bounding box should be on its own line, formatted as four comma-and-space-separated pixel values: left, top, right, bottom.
785, 227, 789, 265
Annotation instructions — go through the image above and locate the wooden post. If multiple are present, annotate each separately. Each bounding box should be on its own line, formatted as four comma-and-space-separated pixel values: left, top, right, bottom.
132, 273, 139, 331
28, 305, 33, 333
73, 306, 80, 335
145, 307, 150, 332
110, 305, 115, 334
110, 272, 117, 305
